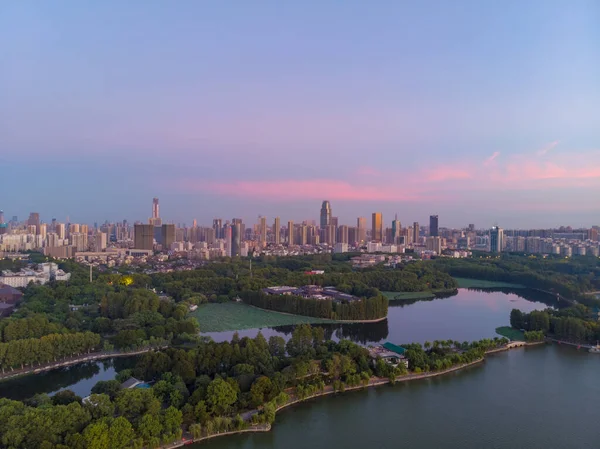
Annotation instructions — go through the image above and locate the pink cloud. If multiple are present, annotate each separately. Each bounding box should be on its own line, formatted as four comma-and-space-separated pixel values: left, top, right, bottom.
483, 151, 500, 166
182, 179, 430, 201
356, 166, 382, 176
424, 167, 472, 182
536, 140, 559, 156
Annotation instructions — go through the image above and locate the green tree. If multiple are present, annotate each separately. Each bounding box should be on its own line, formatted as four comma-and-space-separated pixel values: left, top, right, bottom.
109, 416, 135, 449
206, 378, 237, 415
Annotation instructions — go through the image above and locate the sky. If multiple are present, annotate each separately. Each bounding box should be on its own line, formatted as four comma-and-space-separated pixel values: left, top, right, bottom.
1, 1, 599, 228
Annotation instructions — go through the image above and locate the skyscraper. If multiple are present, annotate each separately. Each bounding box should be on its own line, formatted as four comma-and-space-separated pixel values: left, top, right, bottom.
371, 213, 383, 242
391, 215, 401, 244
0, 210, 4, 224
430, 215, 439, 237
413, 222, 420, 244
28, 212, 40, 234
231, 223, 241, 256
337, 225, 349, 244
259, 216, 267, 244
273, 217, 280, 244
287, 220, 294, 245
161, 224, 175, 250
490, 226, 504, 253
357, 217, 367, 243
152, 198, 159, 220
213, 219, 223, 239
320, 201, 331, 229
134, 224, 154, 250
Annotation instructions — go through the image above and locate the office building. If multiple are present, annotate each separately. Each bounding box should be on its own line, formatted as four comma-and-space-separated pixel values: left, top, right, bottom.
331, 216, 338, 228
134, 224, 154, 250
372, 213, 383, 242
95, 231, 107, 251
273, 217, 280, 244
430, 215, 439, 237
490, 226, 504, 253
320, 201, 332, 228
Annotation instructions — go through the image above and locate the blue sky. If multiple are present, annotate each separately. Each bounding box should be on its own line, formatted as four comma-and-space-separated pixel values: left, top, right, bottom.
1, 1, 599, 228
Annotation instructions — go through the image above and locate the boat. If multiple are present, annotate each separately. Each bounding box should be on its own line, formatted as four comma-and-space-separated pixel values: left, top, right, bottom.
589, 342, 600, 354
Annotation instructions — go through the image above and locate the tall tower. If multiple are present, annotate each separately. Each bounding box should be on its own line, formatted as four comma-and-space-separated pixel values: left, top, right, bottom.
429, 215, 439, 237
152, 198, 160, 220
371, 213, 383, 242
287, 220, 294, 246
490, 226, 504, 253
273, 217, 281, 244
413, 222, 420, 244
259, 216, 267, 245
213, 218, 223, 239
0, 210, 4, 224
231, 223, 241, 256
357, 217, 367, 244
320, 201, 331, 229
391, 214, 402, 244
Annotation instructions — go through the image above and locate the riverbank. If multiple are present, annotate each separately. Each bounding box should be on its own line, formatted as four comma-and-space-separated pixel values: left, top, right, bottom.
0, 347, 160, 382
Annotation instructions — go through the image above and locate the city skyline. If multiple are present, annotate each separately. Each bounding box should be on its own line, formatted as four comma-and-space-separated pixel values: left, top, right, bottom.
2, 2, 599, 227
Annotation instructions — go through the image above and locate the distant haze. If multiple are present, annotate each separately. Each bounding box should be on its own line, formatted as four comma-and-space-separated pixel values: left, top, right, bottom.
1, 1, 599, 227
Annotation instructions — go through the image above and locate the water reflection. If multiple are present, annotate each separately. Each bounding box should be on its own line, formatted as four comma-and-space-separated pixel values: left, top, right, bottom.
0, 356, 138, 401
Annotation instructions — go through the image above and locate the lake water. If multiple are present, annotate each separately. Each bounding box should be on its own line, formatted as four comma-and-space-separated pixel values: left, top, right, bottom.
0, 288, 555, 401
194, 344, 600, 449
203, 288, 555, 345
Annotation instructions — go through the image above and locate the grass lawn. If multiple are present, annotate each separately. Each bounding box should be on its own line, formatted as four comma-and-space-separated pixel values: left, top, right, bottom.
382, 291, 436, 301
495, 326, 525, 341
454, 277, 526, 289
191, 302, 336, 333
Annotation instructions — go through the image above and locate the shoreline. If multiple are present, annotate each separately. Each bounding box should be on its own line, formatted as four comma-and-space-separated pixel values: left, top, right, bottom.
244, 303, 387, 323
0, 347, 162, 382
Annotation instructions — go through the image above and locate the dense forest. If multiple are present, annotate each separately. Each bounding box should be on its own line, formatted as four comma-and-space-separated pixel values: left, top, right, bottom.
509, 305, 600, 343
434, 255, 600, 306
0, 325, 505, 448
240, 291, 389, 321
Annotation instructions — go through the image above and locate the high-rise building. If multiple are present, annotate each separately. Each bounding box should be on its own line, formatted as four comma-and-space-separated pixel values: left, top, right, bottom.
134, 224, 154, 250
348, 227, 357, 245
0, 210, 4, 224
320, 201, 332, 228
213, 219, 223, 239
56, 223, 66, 240
259, 216, 267, 244
413, 222, 420, 244
273, 217, 281, 244
299, 224, 307, 245
231, 223, 241, 256
28, 212, 40, 234
430, 215, 439, 237
95, 231, 107, 251
325, 225, 336, 245
357, 217, 367, 244
330, 217, 338, 228
161, 224, 175, 250
426, 236, 442, 254
152, 197, 159, 219
39, 223, 47, 240
371, 213, 383, 242
337, 225, 349, 244
490, 226, 504, 253
391, 215, 401, 244
224, 225, 232, 257
287, 220, 294, 245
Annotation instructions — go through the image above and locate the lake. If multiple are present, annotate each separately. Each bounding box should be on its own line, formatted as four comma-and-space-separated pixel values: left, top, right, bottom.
203, 287, 555, 344
194, 344, 600, 449
0, 287, 554, 401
